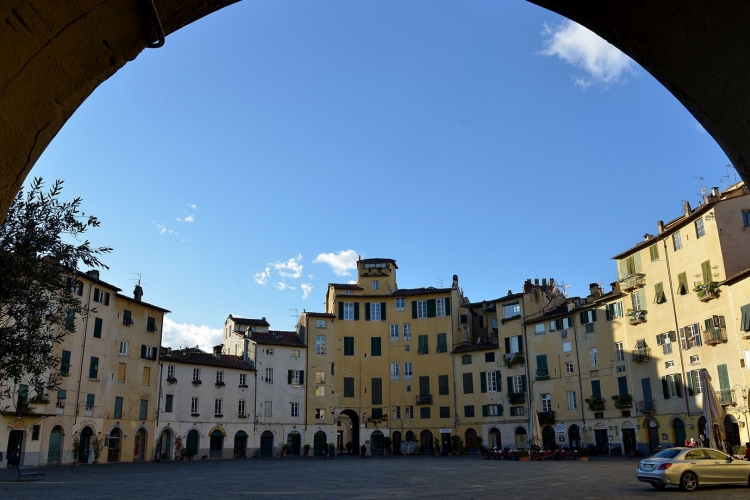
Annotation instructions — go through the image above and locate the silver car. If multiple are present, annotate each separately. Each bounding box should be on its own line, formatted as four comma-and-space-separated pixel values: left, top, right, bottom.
637, 447, 750, 491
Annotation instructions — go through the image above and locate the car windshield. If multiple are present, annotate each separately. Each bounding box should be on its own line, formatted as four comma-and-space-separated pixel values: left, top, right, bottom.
651, 449, 681, 459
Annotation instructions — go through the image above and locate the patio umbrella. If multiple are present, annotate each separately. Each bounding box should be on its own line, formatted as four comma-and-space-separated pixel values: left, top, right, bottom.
700, 369, 725, 449
529, 402, 543, 450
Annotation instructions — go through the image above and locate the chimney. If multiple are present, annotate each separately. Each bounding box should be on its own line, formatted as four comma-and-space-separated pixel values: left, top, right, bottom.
683, 201, 691, 217
712, 186, 720, 199
643, 233, 654, 241
87, 269, 100, 280
133, 284, 143, 302
183, 346, 189, 356
542, 278, 547, 287
589, 283, 602, 299
534, 279, 539, 286
657, 220, 665, 234
452, 274, 459, 289
213, 344, 223, 360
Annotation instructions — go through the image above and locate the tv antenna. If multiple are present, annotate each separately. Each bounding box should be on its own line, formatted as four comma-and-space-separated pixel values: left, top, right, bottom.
720, 163, 738, 184
436, 279, 443, 288
130, 272, 143, 286
289, 308, 299, 328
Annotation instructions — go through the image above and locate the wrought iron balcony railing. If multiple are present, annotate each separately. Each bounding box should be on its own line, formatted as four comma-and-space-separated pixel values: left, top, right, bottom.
704, 327, 728, 345
636, 400, 656, 413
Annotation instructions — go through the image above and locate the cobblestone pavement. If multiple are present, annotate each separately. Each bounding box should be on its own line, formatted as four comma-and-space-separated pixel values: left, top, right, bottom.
0, 455, 748, 499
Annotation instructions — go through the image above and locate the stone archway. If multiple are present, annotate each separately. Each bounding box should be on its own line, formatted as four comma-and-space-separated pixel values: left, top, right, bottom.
338, 409, 360, 453
47, 426, 64, 464
106, 427, 121, 463
158, 428, 173, 460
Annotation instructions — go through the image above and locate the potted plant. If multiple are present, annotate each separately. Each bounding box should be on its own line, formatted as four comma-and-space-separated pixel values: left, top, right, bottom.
612, 394, 633, 409
383, 437, 392, 456
167, 376, 177, 385
185, 449, 196, 461
434, 437, 440, 455
585, 396, 605, 411
71, 433, 81, 465
91, 434, 103, 464
577, 447, 590, 461
303, 444, 311, 457
202, 454, 208, 460
450, 435, 461, 455
479, 444, 489, 459
281, 444, 289, 457
518, 449, 530, 462
174, 436, 183, 461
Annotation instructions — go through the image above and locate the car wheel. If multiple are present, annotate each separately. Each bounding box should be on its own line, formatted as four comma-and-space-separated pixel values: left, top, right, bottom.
651, 483, 666, 490
680, 472, 698, 491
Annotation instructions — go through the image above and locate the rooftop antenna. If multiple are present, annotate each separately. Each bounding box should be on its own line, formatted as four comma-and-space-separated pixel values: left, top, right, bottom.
694, 176, 708, 200
436, 279, 443, 288
130, 272, 143, 286
289, 308, 299, 329
720, 163, 738, 184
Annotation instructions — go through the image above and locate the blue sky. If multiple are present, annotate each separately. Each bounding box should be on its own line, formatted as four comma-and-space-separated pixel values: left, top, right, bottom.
30, 1, 732, 350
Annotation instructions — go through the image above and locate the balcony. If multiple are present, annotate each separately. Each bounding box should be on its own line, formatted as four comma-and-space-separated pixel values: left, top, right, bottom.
717, 389, 735, 406
704, 326, 728, 346
416, 394, 433, 405
612, 394, 633, 409
636, 400, 656, 413
695, 282, 720, 302
620, 273, 646, 292
538, 411, 555, 425
628, 310, 647, 325
504, 352, 525, 368
632, 347, 651, 362
508, 392, 526, 405
535, 368, 549, 381
585, 397, 605, 412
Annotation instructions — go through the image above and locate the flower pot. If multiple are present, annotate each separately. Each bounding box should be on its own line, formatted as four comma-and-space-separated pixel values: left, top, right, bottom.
579, 456, 589, 461
519, 456, 530, 462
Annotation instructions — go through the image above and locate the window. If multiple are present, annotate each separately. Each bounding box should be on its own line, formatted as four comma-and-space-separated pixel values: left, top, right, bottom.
665, 360, 675, 369
123, 310, 133, 327
503, 302, 520, 319
695, 217, 705, 238
403, 324, 412, 341
439, 406, 450, 418
67, 277, 83, 296
265, 348, 274, 355
140, 345, 157, 360
509, 406, 524, 416
580, 310, 596, 325
368, 302, 382, 321
615, 342, 624, 362
541, 393, 552, 412
436, 298, 446, 317
93, 317, 102, 338
405, 345, 410, 352
510, 375, 524, 393
213, 398, 222, 415
617, 366, 626, 373
649, 243, 659, 261
589, 347, 598, 367
372, 378, 382, 405
436, 333, 447, 353
315, 319, 327, 328
484, 404, 502, 416
486, 371, 498, 392
605, 301, 624, 320
701, 259, 714, 284
656, 331, 675, 355
344, 377, 354, 397
679, 323, 702, 350
315, 408, 325, 420
438, 375, 449, 396
417, 300, 427, 318
316, 371, 326, 385
343, 302, 356, 320
61, 350, 71, 375
264, 401, 272, 417
654, 282, 667, 304
139, 399, 148, 420
420, 407, 431, 419
631, 289, 646, 312
562, 342, 572, 353
464, 405, 475, 418
167, 364, 175, 380
417, 335, 428, 354
161, 393, 173, 413
462, 373, 474, 394
119, 341, 128, 355
292, 349, 300, 357
690, 354, 700, 365
191, 397, 199, 414
371, 337, 382, 356
405, 406, 414, 419
743, 210, 750, 228
391, 363, 400, 381
505, 335, 522, 354
567, 391, 577, 410
239, 373, 247, 386
392, 406, 401, 420
147, 317, 157, 333
565, 362, 574, 373
462, 354, 472, 365
89, 356, 99, 379
535, 323, 545, 335
390, 324, 399, 341
404, 362, 413, 380
492, 318, 498, 330
677, 271, 689, 295
371, 280, 379, 290
116, 362, 126, 382
290, 402, 299, 417
344, 337, 354, 356
663, 374, 682, 399
193, 368, 201, 382
85, 393, 95, 409
316, 335, 326, 354
142, 366, 150, 385
673, 231, 682, 251
114, 397, 123, 418
395, 298, 405, 311
93, 288, 110, 305
265, 368, 273, 384
65, 309, 75, 329
236, 399, 245, 416
687, 370, 703, 395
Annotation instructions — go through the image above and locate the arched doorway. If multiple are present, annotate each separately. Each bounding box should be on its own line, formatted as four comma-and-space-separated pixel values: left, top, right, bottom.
514, 427, 528, 450
158, 429, 173, 460
672, 418, 686, 447
488, 428, 501, 450
338, 409, 359, 454
186, 429, 200, 457
465, 428, 478, 453
542, 425, 555, 451
48, 426, 64, 464
622, 422, 636, 455
210, 430, 224, 458
6, 429, 24, 466
371, 430, 384, 455
405, 430, 415, 442
645, 418, 660, 454
420, 430, 433, 455
392, 431, 402, 455
106, 428, 120, 463
80, 426, 94, 463
594, 424, 608, 454
313, 431, 327, 457
568, 425, 581, 449
234, 430, 248, 457
133, 428, 147, 461
260, 430, 274, 457
724, 415, 741, 447
286, 431, 300, 455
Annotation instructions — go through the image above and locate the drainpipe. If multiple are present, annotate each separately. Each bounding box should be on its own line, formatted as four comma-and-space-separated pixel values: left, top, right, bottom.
572, 315, 586, 435
155, 314, 166, 461
450, 292, 459, 434
74, 280, 94, 427
521, 298, 533, 425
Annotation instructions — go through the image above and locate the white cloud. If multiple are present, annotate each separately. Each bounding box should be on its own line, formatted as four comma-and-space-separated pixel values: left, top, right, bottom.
301, 283, 312, 299
276, 282, 296, 291
162, 317, 222, 351
540, 20, 635, 88
177, 214, 195, 223
254, 267, 271, 285
188, 203, 198, 210
272, 254, 304, 279
348, 280, 357, 285
313, 250, 359, 276
153, 221, 178, 237
308, 274, 315, 280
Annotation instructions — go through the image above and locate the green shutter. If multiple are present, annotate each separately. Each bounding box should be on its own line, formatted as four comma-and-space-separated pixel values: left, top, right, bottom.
299, 370, 304, 385
649, 244, 659, 261
536, 355, 548, 370
365, 303, 371, 321
579, 312, 585, 325
592, 310, 597, 322
504, 337, 510, 354
605, 305, 612, 321
662, 376, 670, 399
57, 389, 67, 399
93, 317, 102, 338
482, 405, 488, 417
89, 357, 99, 379
506, 376, 512, 394
717, 364, 730, 391
701, 260, 712, 283
354, 303, 359, 320
288, 370, 292, 384
412, 301, 417, 319
591, 380, 601, 399
371, 337, 381, 356
86, 393, 95, 407
495, 370, 501, 391
427, 299, 436, 317
480, 372, 487, 393
381, 302, 386, 320
617, 376, 628, 396
741, 304, 750, 332
675, 374, 683, 398
445, 297, 451, 316
521, 375, 526, 392
344, 337, 354, 356
338, 302, 344, 319
687, 371, 694, 396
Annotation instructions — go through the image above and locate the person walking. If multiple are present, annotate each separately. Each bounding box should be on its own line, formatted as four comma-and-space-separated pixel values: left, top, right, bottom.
699, 433, 710, 448
329, 443, 335, 460
360, 443, 367, 458
688, 438, 697, 447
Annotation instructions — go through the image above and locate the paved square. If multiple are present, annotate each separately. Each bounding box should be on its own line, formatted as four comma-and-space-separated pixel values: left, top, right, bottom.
0, 455, 748, 499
